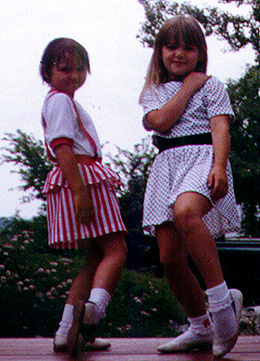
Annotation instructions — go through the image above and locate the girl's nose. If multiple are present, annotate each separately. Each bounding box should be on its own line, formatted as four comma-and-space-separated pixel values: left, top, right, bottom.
69, 71, 78, 80
175, 47, 184, 57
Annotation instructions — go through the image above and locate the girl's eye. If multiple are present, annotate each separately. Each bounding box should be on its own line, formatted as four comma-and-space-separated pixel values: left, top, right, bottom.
59, 66, 71, 73
166, 44, 177, 50
185, 46, 197, 51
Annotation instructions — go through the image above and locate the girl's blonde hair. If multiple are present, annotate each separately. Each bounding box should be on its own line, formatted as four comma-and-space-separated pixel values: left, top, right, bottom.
140, 15, 207, 100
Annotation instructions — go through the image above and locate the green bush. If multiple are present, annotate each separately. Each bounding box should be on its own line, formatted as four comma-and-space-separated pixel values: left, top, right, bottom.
0, 231, 186, 337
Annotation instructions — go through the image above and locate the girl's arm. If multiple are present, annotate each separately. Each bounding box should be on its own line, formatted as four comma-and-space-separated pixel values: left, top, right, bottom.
54, 144, 93, 224
208, 115, 230, 201
147, 72, 210, 133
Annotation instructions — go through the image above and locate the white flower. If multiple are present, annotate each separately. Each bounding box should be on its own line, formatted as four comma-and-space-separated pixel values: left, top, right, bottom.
49, 261, 58, 267
133, 296, 141, 303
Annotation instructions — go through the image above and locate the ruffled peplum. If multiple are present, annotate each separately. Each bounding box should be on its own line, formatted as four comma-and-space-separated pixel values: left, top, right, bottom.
43, 161, 121, 194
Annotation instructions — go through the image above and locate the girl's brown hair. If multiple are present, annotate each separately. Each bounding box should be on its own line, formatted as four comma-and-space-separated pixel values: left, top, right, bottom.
140, 15, 207, 100
40, 38, 90, 84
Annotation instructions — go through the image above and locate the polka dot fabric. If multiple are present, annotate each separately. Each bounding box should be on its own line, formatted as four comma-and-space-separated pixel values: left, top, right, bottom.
142, 76, 234, 136
141, 76, 240, 238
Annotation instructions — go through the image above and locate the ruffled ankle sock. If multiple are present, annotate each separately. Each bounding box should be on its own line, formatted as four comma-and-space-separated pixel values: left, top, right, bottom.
56, 303, 74, 336
206, 281, 236, 340
85, 288, 111, 325
188, 312, 213, 335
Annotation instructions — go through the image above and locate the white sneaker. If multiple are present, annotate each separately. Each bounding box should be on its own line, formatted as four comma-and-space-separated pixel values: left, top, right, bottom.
53, 332, 111, 352
213, 289, 243, 358
53, 333, 68, 352
157, 328, 213, 353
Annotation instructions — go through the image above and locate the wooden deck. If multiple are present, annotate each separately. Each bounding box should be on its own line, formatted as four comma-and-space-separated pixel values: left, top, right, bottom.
1, 336, 260, 360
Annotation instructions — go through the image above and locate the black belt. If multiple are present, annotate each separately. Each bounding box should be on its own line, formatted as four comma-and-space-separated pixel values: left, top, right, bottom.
153, 133, 212, 153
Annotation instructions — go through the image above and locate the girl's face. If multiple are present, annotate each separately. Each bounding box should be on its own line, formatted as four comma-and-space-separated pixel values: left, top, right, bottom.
161, 41, 199, 81
49, 53, 87, 97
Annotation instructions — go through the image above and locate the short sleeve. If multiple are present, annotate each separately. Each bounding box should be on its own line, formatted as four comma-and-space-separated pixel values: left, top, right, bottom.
141, 86, 161, 131
43, 93, 78, 144
204, 77, 234, 122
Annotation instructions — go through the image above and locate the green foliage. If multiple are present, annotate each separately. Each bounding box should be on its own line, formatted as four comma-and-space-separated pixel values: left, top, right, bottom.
102, 270, 186, 337
0, 214, 50, 253
105, 138, 158, 269
138, 0, 256, 59
105, 137, 157, 197
0, 230, 81, 336
0, 129, 53, 202
0, 231, 186, 337
227, 65, 260, 235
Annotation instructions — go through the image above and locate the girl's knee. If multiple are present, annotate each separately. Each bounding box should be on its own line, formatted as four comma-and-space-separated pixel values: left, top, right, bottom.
174, 204, 199, 232
101, 232, 127, 263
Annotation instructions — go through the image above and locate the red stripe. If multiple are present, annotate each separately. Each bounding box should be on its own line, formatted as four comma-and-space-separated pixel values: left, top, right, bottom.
50, 137, 73, 150
46, 182, 126, 249
94, 185, 106, 235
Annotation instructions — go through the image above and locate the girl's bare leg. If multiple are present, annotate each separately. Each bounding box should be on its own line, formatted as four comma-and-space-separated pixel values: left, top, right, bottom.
156, 222, 207, 318
90, 232, 127, 295
66, 239, 100, 305
173, 192, 224, 289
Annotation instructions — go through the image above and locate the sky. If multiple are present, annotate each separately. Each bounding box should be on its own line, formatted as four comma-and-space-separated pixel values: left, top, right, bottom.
0, 0, 256, 219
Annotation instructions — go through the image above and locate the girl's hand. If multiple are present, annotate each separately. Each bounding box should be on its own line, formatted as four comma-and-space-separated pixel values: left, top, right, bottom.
207, 166, 228, 201
54, 145, 94, 225
146, 73, 211, 133
74, 185, 94, 224
183, 72, 211, 95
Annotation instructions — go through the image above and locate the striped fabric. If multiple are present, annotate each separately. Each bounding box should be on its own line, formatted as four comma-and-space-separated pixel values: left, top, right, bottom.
46, 181, 126, 249
43, 162, 121, 193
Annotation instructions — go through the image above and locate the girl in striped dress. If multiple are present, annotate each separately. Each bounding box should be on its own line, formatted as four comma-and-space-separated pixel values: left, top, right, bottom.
139, 16, 242, 358
40, 38, 127, 356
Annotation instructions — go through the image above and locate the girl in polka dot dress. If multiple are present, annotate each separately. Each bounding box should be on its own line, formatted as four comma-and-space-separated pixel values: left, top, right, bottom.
40, 38, 127, 356
139, 16, 242, 358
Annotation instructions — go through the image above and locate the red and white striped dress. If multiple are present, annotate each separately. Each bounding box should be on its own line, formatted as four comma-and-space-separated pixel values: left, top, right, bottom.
42, 91, 126, 249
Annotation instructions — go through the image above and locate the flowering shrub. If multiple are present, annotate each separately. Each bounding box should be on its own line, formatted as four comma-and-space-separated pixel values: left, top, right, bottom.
0, 231, 186, 337
0, 231, 81, 337
99, 269, 186, 338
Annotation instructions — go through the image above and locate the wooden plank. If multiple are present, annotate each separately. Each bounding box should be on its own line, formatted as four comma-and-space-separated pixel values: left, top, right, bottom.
1, 337, 260, 361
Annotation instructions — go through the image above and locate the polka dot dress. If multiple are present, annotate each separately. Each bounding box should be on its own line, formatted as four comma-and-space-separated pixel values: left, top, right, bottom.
141, 76, 240, 238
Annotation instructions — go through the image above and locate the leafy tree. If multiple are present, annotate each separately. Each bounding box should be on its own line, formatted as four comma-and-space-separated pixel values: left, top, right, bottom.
1, 129, 52, 203
228, 65, 260, 235
137, 0, 258, 60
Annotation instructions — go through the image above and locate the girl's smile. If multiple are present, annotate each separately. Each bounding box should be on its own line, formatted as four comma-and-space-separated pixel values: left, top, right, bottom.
162, 43, 199, 81
50, 53, 87, 97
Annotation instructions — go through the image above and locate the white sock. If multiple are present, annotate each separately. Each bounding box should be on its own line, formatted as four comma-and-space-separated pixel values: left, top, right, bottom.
56, 303, 74, 336
188, 312, 213, 335
86, 288, 111, 324
206, 281, 236, 339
